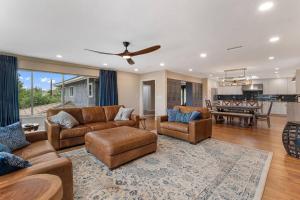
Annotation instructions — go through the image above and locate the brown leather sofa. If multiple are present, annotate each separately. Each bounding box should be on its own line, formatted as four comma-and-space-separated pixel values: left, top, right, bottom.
157, 106, 212, 144
0, 131, 73, 200
45, 105, 140, 150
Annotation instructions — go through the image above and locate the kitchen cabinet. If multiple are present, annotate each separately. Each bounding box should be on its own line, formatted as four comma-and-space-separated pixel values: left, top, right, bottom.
218, 86, 242, 95
263, 78, 295, 95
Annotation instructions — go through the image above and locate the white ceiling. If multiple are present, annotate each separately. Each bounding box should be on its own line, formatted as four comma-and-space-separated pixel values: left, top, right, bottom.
1, 0, 300, 79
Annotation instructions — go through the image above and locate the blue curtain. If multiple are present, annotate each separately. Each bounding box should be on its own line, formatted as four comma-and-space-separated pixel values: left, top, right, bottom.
99, 70, 118, 106
186, 82, 193, 106
0, 55, 19, 127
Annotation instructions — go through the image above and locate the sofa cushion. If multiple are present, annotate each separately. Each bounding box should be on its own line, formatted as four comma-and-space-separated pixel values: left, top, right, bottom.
160, 122, 189, 133
113, 120, 136, 127
49, 111, 79, 129
0, 152, 31, 176
86, 122, 116, 131
0, 143, 11, 153
81, 107, 107, 124
13, 140, 55, 160
0, 122, 30, 151
28, 152, 59, 165
47, 108, 84, 124
60, 125, 91, 139
103, 105, 123, 121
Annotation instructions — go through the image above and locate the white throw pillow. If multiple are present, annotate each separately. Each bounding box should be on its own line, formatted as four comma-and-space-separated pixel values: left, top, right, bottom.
114, 107, 134, 121
50, 111, 79, 129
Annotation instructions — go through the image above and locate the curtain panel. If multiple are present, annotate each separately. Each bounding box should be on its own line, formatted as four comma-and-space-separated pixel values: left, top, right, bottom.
0, 55, 19, 127
99, 70, 118, 106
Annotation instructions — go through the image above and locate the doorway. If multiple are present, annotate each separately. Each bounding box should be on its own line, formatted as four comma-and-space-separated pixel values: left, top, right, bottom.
142, 80, 155, 116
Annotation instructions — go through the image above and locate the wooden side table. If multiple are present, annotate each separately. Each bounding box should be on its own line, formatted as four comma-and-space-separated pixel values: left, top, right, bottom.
0, 174, 63, 200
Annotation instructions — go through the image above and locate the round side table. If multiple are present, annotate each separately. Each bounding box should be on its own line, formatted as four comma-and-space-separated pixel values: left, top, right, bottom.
0, 174, 63, 200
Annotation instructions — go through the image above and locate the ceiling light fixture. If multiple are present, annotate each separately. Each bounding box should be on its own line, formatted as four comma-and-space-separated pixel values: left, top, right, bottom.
269, 36, 280, 43
275, 67, 279, 70
269, 56, 275, 60
258, 1, 274, 12
160, 62, 165, 66
134, 68, 139, 72
274, 71, 279, 74
200, 53, 207, 58
56, 54, 63, 58
188, 68, 193, 72
103, 63, 108, 66
122, 55, 131, 59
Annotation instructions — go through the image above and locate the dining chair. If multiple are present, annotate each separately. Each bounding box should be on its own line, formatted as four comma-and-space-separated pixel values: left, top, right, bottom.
232, 100, 243, 106
222, 100, 231, 106
205, 99, 213, 110
255, 101, 273, 128
246, 100, 258, 107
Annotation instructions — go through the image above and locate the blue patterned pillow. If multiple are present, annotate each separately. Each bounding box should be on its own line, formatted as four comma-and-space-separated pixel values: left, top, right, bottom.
175, 112, 193, 123
0, 122, 30, 151
167, 109, 179, 122
189, 111, 201, 121
0, 152, 31, 175
0, 144, 11, 153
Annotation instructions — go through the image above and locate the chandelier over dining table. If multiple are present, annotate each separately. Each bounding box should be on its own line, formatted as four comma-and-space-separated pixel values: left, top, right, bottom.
219, 68, 252, 87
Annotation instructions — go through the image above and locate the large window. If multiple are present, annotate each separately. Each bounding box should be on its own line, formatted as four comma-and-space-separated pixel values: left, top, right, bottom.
18, 69, 98, 130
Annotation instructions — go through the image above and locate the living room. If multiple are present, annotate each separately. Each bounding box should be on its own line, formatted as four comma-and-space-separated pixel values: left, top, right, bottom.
1, 1, 300, 200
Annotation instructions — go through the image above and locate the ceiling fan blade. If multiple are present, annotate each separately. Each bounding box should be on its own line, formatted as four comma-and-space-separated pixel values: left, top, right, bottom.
84, 49, 119, 56
126, 58, 135, 65
129, 45, 161, 57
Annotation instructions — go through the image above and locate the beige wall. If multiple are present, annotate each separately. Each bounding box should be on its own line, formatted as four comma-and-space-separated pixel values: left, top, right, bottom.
140, 70, 167, 116
166, 70, 202, 83
117, 71, 140, 114
296, 70, 300, 94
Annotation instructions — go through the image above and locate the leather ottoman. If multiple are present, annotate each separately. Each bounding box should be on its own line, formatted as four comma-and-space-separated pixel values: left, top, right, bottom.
85, 126, 157, 169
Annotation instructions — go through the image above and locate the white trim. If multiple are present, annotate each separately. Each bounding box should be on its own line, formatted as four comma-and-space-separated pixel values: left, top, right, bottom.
88, 82, 93, 98
69, 86, 74, 97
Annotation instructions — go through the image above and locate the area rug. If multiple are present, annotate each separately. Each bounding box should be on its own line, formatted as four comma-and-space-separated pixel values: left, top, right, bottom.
60, 136, 272, 200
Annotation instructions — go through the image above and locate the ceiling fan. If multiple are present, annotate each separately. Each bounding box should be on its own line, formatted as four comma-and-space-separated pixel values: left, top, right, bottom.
85, 41, 161, 65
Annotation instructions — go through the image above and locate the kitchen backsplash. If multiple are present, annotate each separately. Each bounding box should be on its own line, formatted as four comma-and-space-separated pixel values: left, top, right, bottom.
215, 94, 299, 102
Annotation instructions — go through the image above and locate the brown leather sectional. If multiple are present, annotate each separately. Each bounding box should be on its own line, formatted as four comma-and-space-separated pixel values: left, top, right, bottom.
45, 105, 139, 150
157, 106, 212, 144
0, 131, 73, 200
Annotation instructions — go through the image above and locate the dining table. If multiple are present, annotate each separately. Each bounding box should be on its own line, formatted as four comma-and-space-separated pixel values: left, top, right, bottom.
215, 105, 261, 114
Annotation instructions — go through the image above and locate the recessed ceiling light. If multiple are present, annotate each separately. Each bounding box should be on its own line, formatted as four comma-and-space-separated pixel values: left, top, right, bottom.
134, 68, 139, 72
56, 54, 63, 58
269, 36, 280, 43
251, 75, 259, 79
160, 62, 165, 66
275, 67, 279, 70
188, 68, 193, 72
258, 2, 274, 12
200, 53, 207, 58
274, 71, 279, 74
103, 63, 108, 66
268, 56, 275, 60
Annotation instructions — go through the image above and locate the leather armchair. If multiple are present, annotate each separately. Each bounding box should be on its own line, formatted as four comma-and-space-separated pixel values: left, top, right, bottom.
157, 106, 212, 144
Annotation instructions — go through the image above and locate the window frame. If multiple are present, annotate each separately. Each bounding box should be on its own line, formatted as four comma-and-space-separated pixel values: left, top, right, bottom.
69, 86, 74, 97
88, 83, 93, 98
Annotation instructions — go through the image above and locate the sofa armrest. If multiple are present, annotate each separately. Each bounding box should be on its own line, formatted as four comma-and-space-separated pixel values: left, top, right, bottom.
25, 131, 47, 143
0, 157, 73, 200
156, 115, 168, 134
44, 119, 61, 150
188, 118, 212, 144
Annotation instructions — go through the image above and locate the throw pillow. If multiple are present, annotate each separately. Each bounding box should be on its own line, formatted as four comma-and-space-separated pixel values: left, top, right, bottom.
114, 107, 124, 121
167, 109, 179, 122
50, 111, 79, 129
120, 108, 135, 120
0, 122, 30, 151
0, 152, 31, 176
189, 111, 201, 121
0, 144, 11, 153
175, 111, 193, 123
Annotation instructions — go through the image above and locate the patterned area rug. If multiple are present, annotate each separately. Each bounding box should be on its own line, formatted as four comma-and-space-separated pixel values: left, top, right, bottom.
60, 136, 272, 200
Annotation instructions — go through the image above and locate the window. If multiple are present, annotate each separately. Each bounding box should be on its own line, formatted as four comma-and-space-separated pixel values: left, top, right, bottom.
18, 69, 98, 130
88, 83, 93, 97
69, 87, 74, 97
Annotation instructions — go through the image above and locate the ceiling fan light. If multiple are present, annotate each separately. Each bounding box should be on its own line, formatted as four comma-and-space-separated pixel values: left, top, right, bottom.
122, 55, 131, 59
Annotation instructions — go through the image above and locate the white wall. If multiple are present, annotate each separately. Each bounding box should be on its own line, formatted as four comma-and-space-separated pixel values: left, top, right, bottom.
296, 70, 300, 94
117, 71, 140, 114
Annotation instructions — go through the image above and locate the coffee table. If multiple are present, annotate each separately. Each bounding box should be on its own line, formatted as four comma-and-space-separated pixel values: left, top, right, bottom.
85, 126, 157, 169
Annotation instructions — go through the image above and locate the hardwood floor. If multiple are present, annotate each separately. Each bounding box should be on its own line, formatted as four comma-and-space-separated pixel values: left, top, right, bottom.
145, 116, 300, 200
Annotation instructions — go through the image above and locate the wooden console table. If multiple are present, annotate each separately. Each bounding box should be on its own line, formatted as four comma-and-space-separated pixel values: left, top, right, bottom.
0, 174, 63, 200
